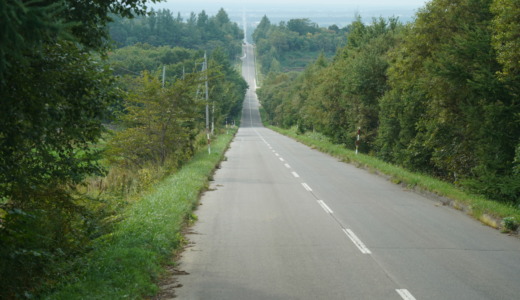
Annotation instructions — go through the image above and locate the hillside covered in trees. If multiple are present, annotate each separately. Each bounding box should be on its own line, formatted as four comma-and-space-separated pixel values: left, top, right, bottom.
253, 16, 348, 73
109, 8, 243, 59
257, 0, 520, 204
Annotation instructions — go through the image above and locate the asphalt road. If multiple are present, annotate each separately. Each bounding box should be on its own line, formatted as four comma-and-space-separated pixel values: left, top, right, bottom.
173, 43, 520, 300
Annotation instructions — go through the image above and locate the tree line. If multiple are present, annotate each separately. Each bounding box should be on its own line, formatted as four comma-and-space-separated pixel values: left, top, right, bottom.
109, 8, 243, 59
257, 0, 520, 204
253, 16, 348, 73
0, 1, 246, 297
106, 45, 247, 171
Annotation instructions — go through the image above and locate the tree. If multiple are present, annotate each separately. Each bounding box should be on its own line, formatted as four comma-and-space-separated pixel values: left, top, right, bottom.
377, 0, 520, 202
215, 8, 231, 26
491, 0, 520, 87
108, 72, 203, 169
0, 0, 156, 296
253, 15, 271, 42
108, 8, 243, 59
287, 18, 318, 35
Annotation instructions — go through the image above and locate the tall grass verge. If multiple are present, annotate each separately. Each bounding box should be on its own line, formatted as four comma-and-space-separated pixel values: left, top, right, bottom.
268, 125, 520, 233
45, 129, 236, 299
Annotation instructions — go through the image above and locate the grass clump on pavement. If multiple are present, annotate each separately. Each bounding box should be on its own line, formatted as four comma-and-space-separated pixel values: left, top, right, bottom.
45, 130, 235, 299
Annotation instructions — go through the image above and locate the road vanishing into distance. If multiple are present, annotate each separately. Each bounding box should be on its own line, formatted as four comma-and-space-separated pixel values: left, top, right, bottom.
173, 43, 520, 299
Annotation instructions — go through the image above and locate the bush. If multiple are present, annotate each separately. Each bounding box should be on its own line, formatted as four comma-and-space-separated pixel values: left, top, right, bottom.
503, 217, 519, 232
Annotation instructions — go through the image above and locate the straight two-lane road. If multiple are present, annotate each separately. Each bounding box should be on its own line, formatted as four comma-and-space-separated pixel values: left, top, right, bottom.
173, 43, 520, 300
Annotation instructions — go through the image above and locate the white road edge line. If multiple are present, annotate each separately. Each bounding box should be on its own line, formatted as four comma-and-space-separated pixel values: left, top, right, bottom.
343, 229, 372, 254
396, 289, 416, 300
279, 158, 285, 162
291, 171, 300, 178
317, 200, 333, 214
302, 183, 313, 192
284, 163, 291, 169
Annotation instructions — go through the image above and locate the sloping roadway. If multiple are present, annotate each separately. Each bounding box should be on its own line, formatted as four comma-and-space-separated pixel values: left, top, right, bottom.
173, 43, 520, 300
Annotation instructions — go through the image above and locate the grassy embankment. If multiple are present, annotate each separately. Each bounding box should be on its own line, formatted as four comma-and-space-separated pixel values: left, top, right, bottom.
46, 129, 236, 299
259, 108, 520, 232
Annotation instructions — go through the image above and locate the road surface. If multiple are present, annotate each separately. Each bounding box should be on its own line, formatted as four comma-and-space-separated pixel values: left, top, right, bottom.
172, 43, 520, 300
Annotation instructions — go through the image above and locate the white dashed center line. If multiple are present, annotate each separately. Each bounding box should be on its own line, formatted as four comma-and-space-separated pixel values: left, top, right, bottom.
343, 229, 371, 254
396, 289, 416, 300
259, 132, 416, 297
317, 200, 333, 214
301, 183, 313, 192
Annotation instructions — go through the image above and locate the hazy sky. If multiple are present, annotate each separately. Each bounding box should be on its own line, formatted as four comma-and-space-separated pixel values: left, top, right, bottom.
157, 0, 428, 6
152, 0, 430, 26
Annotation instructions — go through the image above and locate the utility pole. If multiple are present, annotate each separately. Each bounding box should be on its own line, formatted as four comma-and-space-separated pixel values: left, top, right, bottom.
204, 52, 211, 154
162, 65, 166, 88
211, 96, 215, 135
355, 127, 361, 155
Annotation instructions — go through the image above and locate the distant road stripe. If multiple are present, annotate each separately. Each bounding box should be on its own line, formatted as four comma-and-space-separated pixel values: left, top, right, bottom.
317, 200, 333, 214
284, 163, 291, 169
275, 153, 279, 156
396, 289, 416, 300
291, 171, 300, 178
279, 157, 285, 162
302, 183, 313, 192
343, 229, 371, 254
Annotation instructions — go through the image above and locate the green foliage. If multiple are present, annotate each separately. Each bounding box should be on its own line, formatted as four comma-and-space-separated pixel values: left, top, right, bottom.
106, 43, 246, 173
208, 48, 249, 125
503, 216, 519, 232
0, 0, 246, 296
109, 44, 201, 76
45, 130, 236, 299
252, 16, 347, 74
0, 0, 155, 83
491, 0, 520, 92
107, 72, 203, 169
108, 8, 243, 59
0, 40, 119, 298
0, 0, 68, 85
378, 0, 519, 201
257, 1, 520, 205
287, 18, 319, 35
258, 17, 402, 151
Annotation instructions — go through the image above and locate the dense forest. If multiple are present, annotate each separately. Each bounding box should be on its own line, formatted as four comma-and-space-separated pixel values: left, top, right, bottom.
0, 1, 245, 298
257, 0, 520, 204
253, 16, 348, 73
109, 8, 243, 59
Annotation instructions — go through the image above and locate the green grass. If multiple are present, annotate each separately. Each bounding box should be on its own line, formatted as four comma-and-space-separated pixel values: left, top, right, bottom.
267, 124, 520, 232
46, 129, 236, 299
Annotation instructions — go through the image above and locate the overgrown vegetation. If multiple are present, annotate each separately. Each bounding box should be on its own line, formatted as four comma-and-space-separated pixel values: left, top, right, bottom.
45, 130, 235, 299
257, 0, 520, 207
0, 2, 245, 298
